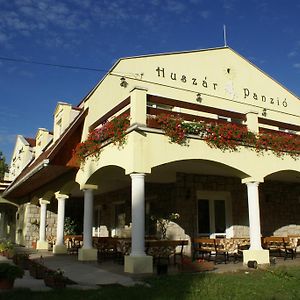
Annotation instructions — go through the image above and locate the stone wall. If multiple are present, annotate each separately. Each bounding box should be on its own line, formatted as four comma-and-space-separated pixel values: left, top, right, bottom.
260, 181, 300, 236
173, 173, 249, 238
16, 203, 57, 248
93, 173, 300, 246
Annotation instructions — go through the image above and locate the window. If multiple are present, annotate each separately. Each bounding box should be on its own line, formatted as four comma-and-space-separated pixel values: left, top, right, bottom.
197, 191, 232, 237
214, 200, 226, 233
56, 118, 62, 136
197, 199, 210, 234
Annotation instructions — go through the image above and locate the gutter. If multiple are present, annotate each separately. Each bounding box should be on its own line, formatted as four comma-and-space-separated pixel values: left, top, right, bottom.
3, 159, 49, 197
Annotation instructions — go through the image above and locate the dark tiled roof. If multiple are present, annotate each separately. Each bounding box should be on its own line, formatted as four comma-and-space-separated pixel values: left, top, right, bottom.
3, 109, 88, 199
24, 137, 36, 147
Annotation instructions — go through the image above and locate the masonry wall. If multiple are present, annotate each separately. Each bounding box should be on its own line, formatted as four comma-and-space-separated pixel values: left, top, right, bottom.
260, 181, 300, 236
16, 203, 57, 248
93, 173, 300, 242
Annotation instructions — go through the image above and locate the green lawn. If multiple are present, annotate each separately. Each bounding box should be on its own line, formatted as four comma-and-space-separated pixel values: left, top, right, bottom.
2, 266, 300, 300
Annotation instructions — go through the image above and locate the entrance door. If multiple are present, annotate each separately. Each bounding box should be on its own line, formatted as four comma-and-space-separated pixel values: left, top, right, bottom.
197, 191, 232, 237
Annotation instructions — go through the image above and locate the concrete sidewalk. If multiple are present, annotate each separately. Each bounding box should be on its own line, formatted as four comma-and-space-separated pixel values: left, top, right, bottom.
1, 252, 139, 291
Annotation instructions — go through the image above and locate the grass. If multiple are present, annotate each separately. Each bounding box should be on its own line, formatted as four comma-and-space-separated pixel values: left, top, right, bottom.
1, 266, 300, 300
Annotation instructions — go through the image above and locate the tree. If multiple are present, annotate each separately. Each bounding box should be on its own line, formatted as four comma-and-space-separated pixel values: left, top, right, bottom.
0, 151, 8, 180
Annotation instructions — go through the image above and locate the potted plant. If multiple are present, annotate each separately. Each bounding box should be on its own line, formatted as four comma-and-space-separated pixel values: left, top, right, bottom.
29, 260, 48, 279
44, 268, 67, 289
12, 253, 30, 270
0, 263, 24, 289
0, 240, 14, 258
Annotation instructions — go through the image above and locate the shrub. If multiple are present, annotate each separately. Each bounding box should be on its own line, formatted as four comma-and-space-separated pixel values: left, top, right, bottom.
0, 263, 24, 281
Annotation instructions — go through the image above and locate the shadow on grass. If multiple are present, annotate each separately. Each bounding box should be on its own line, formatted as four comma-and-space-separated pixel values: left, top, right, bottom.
2, 265, 300, 300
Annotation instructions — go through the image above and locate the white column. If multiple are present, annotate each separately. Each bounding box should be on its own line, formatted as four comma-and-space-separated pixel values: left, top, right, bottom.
82, 189, 94, 249
78, 184, 98, 261
53, 192, 69, 254
39, 199, 48, 242
36, 199, 50, 250
130, 173, 146, 256
246, 182, 263, 250
125, 173, 152, 273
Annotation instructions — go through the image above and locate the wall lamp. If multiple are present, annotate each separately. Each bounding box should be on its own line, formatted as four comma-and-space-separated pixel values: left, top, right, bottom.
196, 93, 202, 103
120, 77, 128, 88
262, 108, 267, 117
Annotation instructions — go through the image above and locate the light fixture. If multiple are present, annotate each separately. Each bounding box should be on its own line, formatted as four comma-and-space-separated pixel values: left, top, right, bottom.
262, 108, 267, 117
196, 93, 202, 103
120, 77, 128, 88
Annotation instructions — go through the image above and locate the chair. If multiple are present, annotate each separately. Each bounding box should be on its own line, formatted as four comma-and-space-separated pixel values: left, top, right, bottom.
216, 238, 239, 264
263, 236, 286, 258
95, 237, 120, 263
66, 235, 83, 255
172, 240, 189, 265
283, 237, 298, 260
192, 238, 216, 262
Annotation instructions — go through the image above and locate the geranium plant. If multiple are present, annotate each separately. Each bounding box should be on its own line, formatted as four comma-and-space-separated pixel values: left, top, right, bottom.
204, 122, 256, 151
256, 130, 300, 158
73, 114, 130, 164
157, 114, 188, 145
154, 114, 300, 158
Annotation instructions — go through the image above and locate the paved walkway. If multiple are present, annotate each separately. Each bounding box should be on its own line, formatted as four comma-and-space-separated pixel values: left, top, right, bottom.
1, 251, 138, 291
2, 249, 300, 291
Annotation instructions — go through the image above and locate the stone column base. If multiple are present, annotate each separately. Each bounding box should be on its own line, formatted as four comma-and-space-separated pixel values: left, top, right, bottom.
36, 240, 49, 250
53, 244, 68, 254
124, 255, 153, 274
78, 248, 97, 261
243, 249, 270, 265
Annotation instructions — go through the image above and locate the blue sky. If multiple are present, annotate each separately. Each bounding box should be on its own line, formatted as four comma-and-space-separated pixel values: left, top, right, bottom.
0, 0, 299, 162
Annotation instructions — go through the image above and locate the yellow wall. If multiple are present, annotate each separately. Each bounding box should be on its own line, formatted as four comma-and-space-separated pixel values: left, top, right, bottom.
74, 47, 300, 185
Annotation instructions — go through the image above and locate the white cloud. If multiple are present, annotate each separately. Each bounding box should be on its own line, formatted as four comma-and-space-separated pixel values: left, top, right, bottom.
293, 63, 300, 69
288, 51, 297, 58
0, 0, 211, 51
199, 10, 210, 19
222, 0, 236, 12
0, 31, 9, 43
165, 0, 186, 14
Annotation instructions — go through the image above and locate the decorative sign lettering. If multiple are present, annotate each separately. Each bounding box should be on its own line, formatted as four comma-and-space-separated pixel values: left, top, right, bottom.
155, 66, 288, 108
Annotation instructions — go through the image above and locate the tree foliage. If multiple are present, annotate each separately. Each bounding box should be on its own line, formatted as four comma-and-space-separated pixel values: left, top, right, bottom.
0, 151, 8, 180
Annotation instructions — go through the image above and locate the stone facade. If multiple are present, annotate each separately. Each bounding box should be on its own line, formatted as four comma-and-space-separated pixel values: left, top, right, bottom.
260, 181, 300, 237
16, 203, 57, 248
93, 173, 300, 241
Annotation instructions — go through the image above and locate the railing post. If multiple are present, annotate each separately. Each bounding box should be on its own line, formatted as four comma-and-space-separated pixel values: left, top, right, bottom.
246, 111, 259, 133
130, 87, 147, 126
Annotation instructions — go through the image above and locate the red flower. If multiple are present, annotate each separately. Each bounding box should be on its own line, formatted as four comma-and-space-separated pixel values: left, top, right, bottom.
72, 114, 130, 165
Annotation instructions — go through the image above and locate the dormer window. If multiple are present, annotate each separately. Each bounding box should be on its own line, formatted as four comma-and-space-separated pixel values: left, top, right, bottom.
56, 118, 62, 137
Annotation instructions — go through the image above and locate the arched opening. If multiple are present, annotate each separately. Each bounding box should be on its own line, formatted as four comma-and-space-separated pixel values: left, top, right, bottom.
260, 170, 300, 237
81, 159, 252, 241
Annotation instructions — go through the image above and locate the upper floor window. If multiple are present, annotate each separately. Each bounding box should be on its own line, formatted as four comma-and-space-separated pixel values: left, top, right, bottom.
56, 118, 62, 136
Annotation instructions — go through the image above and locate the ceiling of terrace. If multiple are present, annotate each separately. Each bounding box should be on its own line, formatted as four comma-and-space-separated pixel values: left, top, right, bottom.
82, 160, 249, 195
265, 170, 300, 183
